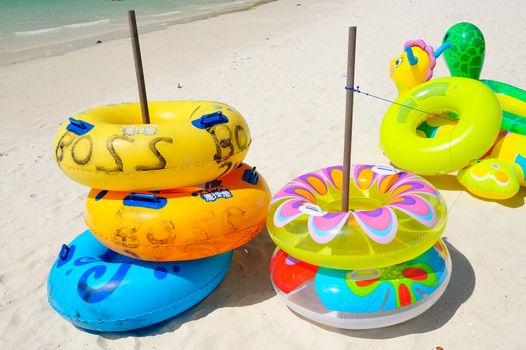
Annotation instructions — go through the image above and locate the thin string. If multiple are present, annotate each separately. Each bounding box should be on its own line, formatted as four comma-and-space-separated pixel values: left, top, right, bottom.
345, 85, 456, 166
345, 85, 435, 115
348, 86, 526, 135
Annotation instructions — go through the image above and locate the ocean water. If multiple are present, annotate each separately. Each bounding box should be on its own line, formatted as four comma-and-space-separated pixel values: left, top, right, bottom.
0, 0, 269, 64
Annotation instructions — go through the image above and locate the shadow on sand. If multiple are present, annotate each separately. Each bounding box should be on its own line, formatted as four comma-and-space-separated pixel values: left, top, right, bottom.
292, 238, 475, 338
90, 227, 476, 339
467, 187, 526, 208
424, 174, 526, 208
93, 228, 277, 339
422, 174, 465, 191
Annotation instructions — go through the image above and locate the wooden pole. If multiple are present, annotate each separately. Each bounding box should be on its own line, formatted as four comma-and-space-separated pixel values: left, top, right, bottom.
128, 10, 150, 124
341, 26, 357, 212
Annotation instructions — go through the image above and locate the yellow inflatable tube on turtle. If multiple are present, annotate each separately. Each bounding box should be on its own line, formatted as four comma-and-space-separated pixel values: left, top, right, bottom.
53, 101, 251, 191
380, 77, 502, 175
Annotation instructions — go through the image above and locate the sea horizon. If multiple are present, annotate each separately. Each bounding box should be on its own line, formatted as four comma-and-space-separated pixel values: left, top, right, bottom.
0, 0, 273, 65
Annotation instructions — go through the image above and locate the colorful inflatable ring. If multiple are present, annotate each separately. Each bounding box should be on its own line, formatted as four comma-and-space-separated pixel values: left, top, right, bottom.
270, 239, 451, 329
53, 101, 251, 191
85, 164, 270, 261
380, 77, 502, 175
48, 230, 232, 332
267, 164, 447, 270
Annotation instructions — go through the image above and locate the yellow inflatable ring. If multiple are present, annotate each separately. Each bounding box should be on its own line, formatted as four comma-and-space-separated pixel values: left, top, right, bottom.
267, 165, 447, 270
85, 164, 270, 261
54, 101, 251, 191
380, 77, 502, 175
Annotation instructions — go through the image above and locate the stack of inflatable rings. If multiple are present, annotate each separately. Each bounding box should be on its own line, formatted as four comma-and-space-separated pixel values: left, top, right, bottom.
267, 164, 451, 329
48, 101, 271, 332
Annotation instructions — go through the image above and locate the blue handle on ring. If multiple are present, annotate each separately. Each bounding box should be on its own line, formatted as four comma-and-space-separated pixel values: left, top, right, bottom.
192, 111, 229, 129
123, 193, 168, 209
242, 167, 259, 185
66, 117, 94, 136
59, 244, 71, 261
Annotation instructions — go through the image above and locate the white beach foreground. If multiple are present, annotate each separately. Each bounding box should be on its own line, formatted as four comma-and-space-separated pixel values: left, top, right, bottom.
1, 0, 525, 349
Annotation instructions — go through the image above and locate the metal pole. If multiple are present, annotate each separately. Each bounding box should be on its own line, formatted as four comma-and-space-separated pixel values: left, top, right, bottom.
342, 26, 357, 212
128, 10, 150, 124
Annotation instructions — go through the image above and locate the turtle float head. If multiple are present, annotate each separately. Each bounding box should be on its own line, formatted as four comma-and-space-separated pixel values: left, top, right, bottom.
390, 39, 439, 94
442, 22, 485, 79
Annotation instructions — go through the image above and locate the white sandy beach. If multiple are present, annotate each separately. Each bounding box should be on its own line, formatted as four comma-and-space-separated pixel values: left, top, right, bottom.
1, 0, 525, 348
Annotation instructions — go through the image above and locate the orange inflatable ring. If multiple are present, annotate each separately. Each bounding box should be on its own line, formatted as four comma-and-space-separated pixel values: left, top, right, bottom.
85, 164, 270, 261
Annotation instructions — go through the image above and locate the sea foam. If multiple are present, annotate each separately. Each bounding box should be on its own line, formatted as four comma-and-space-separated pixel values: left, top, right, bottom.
14, 19, 111, 37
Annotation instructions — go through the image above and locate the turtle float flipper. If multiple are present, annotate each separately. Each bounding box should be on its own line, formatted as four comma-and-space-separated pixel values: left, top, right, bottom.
457, 158, 521, 200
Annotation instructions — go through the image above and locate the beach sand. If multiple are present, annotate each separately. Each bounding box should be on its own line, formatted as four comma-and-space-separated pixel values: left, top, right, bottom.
1, 0, 525, 348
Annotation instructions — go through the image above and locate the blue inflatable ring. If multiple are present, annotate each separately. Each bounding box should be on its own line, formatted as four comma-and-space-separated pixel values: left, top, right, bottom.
48, 230, 232, 332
